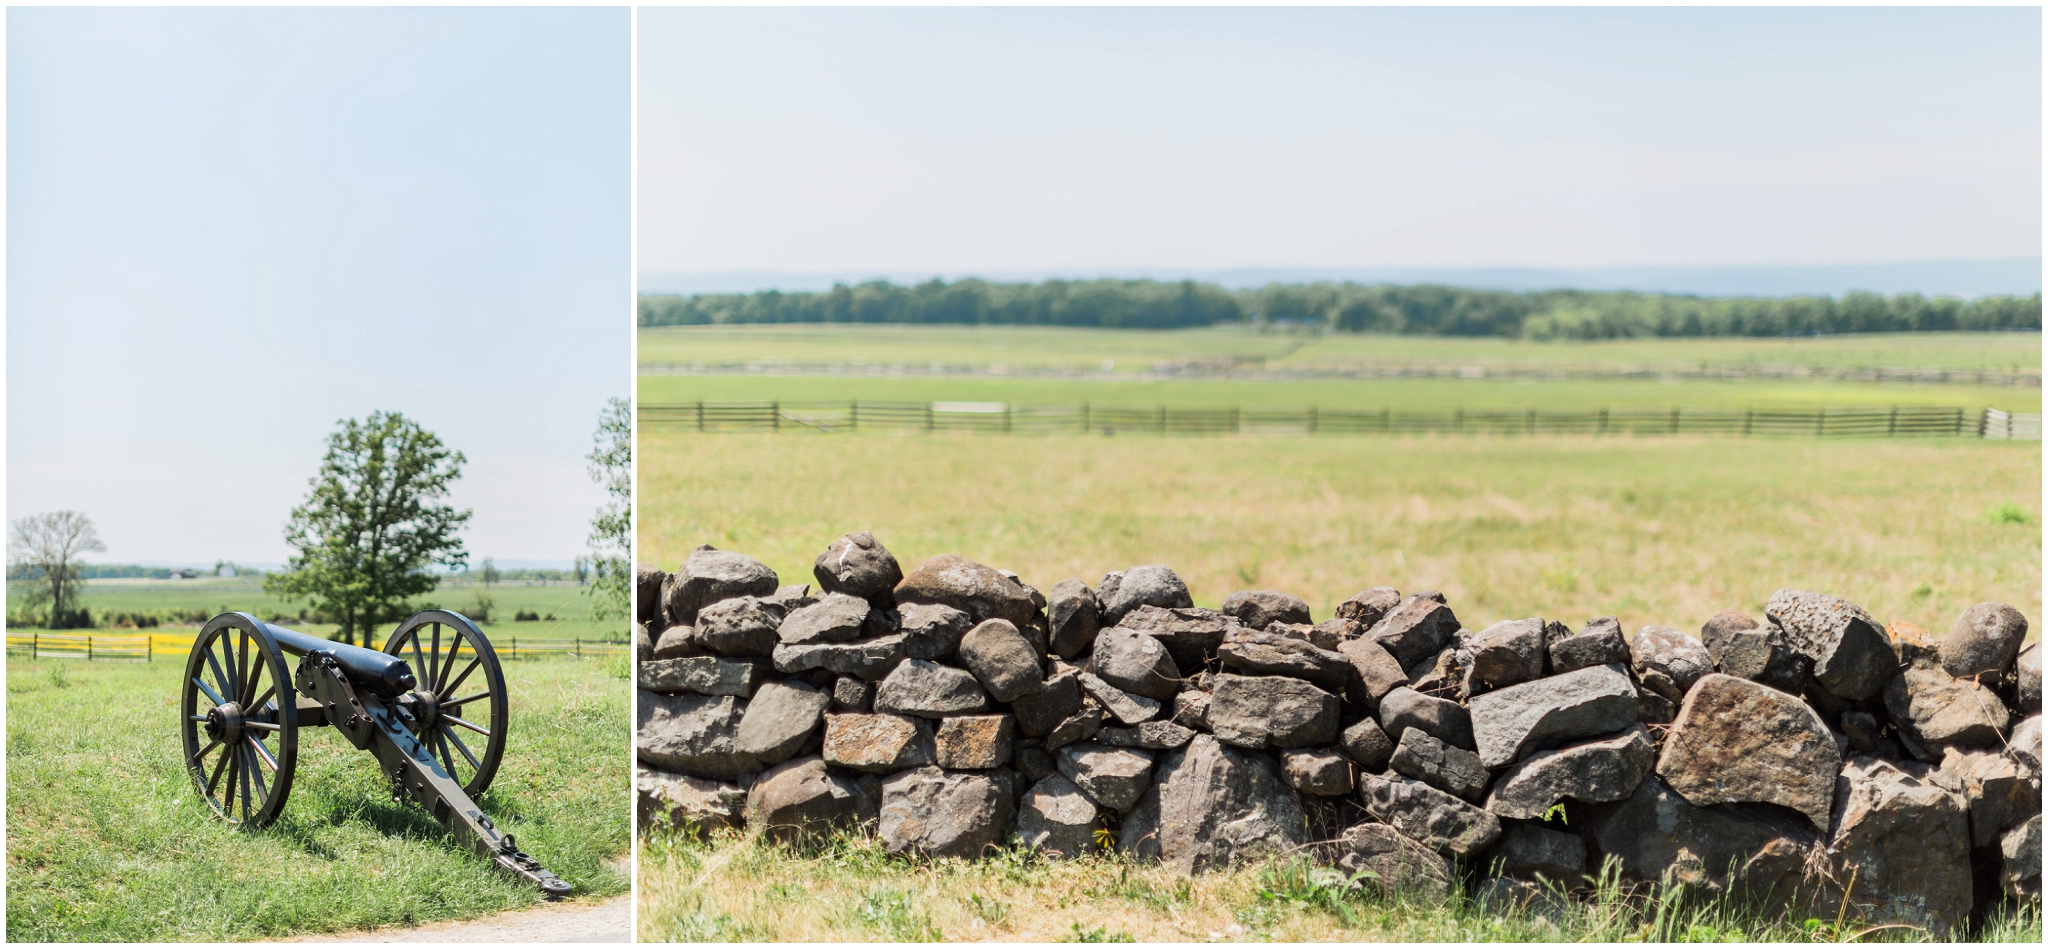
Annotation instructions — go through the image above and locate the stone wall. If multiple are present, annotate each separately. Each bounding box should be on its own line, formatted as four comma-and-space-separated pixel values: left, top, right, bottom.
632, 533, 2042, 936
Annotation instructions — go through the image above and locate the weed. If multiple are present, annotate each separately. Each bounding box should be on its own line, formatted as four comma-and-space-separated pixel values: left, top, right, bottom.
847, 887, 943, 942
1064, 920, 1136, 942
964, 892, 1008, 925
1986, 502, 2032, 525
44, 665, 69, 689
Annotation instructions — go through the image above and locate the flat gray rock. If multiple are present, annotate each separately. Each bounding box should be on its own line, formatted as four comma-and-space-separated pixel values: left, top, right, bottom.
1359, 772, 1502, 857
637, 656, 767, 696
666, 545, 780, 626
1547, 617, 1631, 675
1116, 604, 1236, 671
1099, 720, 1197, 750
874, 658, 990, 718
1630, 625, 1713, 694
1280, 748, 1355, 796
1056, 741, 1157, 811
1011, 671, 1082, 737
1468, 663, 1638, 768
897, 601, 973, 661
771, 633, 907, 681
693, 596, 783, 656
747, 755, 876, 841
1819, 757, 1973, 938
1221, 589, 1312, 631
1885, 629, 2010, 754
1078, 670, 1161, 725
637, 690, 758, 778
1935, 747, 2042, 849
1378, 686, 1474, 750
1486, 725, 1655, 820
1097, 564, 1194, 627
2019, 643, 2042, 715
1340, 717, 1395, 771
1492, 823, 1586, 883
1334, 587, 1403, 629
878, 766, 1015, 859
1465, 618, 1547, 693
1584, 776, 1818, 913
893, 554, 1037, 628
1390, 729, 1490, 802
821, 712, 936, 773
734, 678, 830, 766
1217, 629, 1351, 693
1365, 591, 1461, 668
935, 714, 1015, 770
1143, 734, 1305, 873
1017, 772, 1100, 858
777, 592, 872, 645
1715, 625, 1810, 694
1208, 673, 1340, 749
637, 765, 747, 836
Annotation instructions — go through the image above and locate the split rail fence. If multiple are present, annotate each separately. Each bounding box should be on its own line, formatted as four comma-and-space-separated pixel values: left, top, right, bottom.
642, 401, 2043, 440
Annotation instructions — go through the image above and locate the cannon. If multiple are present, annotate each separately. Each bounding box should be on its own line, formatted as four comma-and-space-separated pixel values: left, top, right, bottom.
179, 610, 572, 898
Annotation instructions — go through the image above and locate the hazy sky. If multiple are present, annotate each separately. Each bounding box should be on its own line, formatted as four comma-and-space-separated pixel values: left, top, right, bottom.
639, 5, 2042, 278
8, 7, 629, 566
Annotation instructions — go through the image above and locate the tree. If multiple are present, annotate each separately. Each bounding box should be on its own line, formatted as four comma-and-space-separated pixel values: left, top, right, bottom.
573, 555, 590, 587
584, 397, 631, 622
264, 411, 471, 645
7, 511, 106, 628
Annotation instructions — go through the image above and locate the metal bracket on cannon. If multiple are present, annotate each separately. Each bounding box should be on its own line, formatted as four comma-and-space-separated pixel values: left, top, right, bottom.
178, 611, 571, 899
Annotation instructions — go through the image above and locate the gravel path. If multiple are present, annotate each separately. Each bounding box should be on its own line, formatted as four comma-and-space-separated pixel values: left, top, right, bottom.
286, 895, 630, 943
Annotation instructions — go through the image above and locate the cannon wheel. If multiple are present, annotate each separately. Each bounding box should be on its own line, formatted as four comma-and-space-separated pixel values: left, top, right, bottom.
181, 613, 298, 829
382, 610, 508, 798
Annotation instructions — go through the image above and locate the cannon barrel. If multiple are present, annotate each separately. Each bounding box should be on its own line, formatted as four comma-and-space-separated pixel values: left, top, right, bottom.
265, 623, 417, 694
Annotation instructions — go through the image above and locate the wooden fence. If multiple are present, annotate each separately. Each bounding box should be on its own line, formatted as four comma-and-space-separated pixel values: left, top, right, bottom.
642, 401, 2043, 440
5, 633, 155, 662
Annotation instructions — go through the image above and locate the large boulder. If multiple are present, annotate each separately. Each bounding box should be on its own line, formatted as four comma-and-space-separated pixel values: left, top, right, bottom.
1017, 773, 1101, 858
1365, 592, 1461, 668
1547, 616, 1632, 675
1485, 725, 1655, 820
665, 545, 779, 625
897, 602, 973, 661
1819, 757, 1973, 938
638, 656, 768, 697
1940, 601, 2029, 680
1630, 625, 1713, 695
1011, 670, 1083, 737
734, 678, 830, 766
1358, 773, 1502, 857
637, 691, 758, 778
777, 593, 873, 645
874, 659, 990, 718
693, 596, 785, 657
1056, 741, 1157, 811
1584, 777, 1818, 911
771, 634, 907, 681
1490, 823, 1587, 883
1312, 822, 1454, 901
1334, 587, 1403, 629
747, 755, 877, 841
1217, 629, 1351, 693
958, 619, 1045, 702
1884, 626, 2010, 757
1378, 686, 1474, 749
1207, 673, 1340, 749
1078, 671, 1161, 725
1046, 579, 1101, 659
1097, 565, 1194, 627
1655, 674, 1841, 830
1464, 618, 1548, 694
636, 564, 666, 625
934, 714, 1015, 770
877, 766, 1016, 858
812, 531, 904, 606
1221, 590, 1311, 631
1390, 729, 1490, 802
1116, 605, 1236, 671
1143, 734, 1306, 873
1764, 589, 1898, 701
1934, 747, 2042, 849
1468, 664, 1638, 768
1091, 626, 1182, 701
821, 713, 936, 773
636, 765, 746, 836
893, 554, 1036, 628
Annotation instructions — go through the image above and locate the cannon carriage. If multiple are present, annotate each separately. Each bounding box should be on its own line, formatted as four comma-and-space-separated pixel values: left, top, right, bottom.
178, 609, 570, 897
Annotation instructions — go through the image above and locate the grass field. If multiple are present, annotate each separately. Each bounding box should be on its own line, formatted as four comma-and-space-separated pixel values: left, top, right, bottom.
5, 654, 631, 942
638, 828, 2041, 943
640, 325, 2044, 373
639, 431, 2039, 641
10, 576, 627, 641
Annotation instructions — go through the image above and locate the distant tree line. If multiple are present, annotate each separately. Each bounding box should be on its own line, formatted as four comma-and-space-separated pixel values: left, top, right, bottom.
638, 278, 2041, 339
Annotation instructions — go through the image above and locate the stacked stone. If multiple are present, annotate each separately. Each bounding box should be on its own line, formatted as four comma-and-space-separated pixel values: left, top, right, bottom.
633, 536, 2041, 936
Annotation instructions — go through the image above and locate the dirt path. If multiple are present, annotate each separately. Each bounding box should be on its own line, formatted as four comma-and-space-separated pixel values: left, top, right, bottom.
285, 895, 630, 943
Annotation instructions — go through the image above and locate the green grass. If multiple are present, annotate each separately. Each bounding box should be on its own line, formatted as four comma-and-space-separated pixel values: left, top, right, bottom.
638, 431, 2041, 639
18, 576, 626, 641
638, 828, 2042, 942
640, 324, 2043, 373
5, 654, 631, 941
639, 372, 2040, 414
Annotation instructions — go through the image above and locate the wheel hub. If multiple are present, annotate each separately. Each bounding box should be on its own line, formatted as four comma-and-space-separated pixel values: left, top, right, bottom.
205, 702, 245, 743
400, 690, 441, 729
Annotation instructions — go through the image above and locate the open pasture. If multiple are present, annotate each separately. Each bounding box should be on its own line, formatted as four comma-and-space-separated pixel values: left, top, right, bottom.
640, 324, 2043, 373
4, 652, 630, 942
639, 431, 2040, 637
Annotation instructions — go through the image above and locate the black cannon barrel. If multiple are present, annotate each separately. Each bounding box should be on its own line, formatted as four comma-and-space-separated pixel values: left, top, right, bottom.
266, 623, 418, 694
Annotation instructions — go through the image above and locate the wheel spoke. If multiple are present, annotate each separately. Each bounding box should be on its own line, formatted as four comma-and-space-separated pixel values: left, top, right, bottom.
245, 721, 282, 732
189, 714, 211, 723
438, 630, 466, 694
250, 684, 277, 715
442, 656, 483, 699
446, 727, 483, 771
239, 746, 253, 821
247, 735, 280, 771
240, 650, 267, 707
192, 676, 227, 709
441, 713, 491, 738
244, 744, 271, 807
222, 745, 240, 812
409, 629, 428, 687
441, 688, 490, 709
430, 623, 442, 691
433, 729, 460, 780
206, 744, 232, 795
191, 737, 222, 765
202, 644, 233, 706
235, 631, 253, 708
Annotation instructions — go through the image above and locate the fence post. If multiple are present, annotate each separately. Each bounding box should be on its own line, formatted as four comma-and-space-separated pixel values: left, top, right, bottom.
88, 637, 94, 662
926, 402, 935, 433
576, 638, 582, 657
1454, 408, 1464, 433
1003, 404, 1012, 434
1233, 405, 1242, 434
1816, 409, 1826, 437
1158, 406, 1167, 435
1526, 408, 1536, 436
1976, 407, 1989, 437
697, 401, 705, 432
1669, 408, 1679, 435
1888, 406, 1897, 436
1598, 408, 1609, 435
1743, 408, 1753, 436
1382, 407, 1391, 433
850, 400, 859, 432
1956, 408, 1965, 436
1080, 402, 1090, 434
1308, 406, 1319, 435
771, 401, 781, 432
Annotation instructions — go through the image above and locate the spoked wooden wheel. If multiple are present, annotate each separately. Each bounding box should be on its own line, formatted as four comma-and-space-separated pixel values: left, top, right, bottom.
382, 610, 508, 798
181, 613, 298, 828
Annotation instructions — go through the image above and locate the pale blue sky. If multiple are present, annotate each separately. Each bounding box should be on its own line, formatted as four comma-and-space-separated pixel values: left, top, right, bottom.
8, 6, 630, 565
639, 5, 2042, 281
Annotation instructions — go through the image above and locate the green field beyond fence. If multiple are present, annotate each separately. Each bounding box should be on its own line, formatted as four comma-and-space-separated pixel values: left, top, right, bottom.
643, 400, 2043, 440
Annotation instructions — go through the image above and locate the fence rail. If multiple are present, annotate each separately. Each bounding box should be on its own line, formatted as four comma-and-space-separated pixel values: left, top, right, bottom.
640, 360, 2044, 387
641, 401, 2042, 441
5, 633, 154, 662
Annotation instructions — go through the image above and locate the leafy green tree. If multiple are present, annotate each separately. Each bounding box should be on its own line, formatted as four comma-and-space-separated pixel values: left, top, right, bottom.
265, 411, 471, 645
584, 397, 631, 623
7, 511, 106, 628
